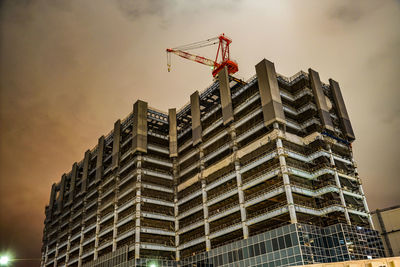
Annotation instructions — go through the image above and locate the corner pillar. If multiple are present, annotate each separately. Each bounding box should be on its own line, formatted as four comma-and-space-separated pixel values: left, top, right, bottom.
134, 154, 143, 259
132, 100, 148, 154
309, 69, 334, 131
255, 59, 286, 127
328, 147, 351, 225
218, 66, 234, 125
275, 124, 297, 223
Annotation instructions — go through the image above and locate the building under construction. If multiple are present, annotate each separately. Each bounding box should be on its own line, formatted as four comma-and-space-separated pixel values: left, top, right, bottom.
41, 59, 385, 267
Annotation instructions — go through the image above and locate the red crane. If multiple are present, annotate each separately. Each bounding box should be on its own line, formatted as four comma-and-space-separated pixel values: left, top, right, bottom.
166, 34, 238, 77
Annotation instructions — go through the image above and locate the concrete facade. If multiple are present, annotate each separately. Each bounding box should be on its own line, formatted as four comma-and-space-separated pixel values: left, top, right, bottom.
372, 205, 400, 257
41, 59, 381, 267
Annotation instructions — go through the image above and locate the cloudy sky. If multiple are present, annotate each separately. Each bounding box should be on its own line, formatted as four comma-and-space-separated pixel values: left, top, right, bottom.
0, 0, 399, 265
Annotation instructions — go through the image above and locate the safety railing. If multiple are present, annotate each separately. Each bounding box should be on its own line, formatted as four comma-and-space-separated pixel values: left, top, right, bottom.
245, 181, 284, 201
242, 163, 280, 183
208, 200, 239, 217
247, 202, 287, 220
210, 218, 242, 233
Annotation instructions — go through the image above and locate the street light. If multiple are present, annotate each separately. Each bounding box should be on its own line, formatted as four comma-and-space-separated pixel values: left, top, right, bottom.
0, 253, 40, 266
148, 261, 158, 267
0, 255, 10, 266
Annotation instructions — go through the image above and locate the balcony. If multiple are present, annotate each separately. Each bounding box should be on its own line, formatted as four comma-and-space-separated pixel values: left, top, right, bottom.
140, 242, 176, 252
142, 196, 174, 208
141, 226, 175, 237
207, 186, 238, 206
142, 211, 174, 223
180, 229, 205, 247
178, 183, 202, 204
208, 200, 240, 222
247, 203, 288, 225
142, 169, 173, 180
294, 199, 345, 216
179, 218, 204, 234
143, 155, 172, 168
209, 219, 242, 239
242, 163, 280, 186
245, 181, 284, 201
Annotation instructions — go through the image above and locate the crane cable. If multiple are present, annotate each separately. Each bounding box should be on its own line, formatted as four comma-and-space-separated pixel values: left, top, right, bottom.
167, 36, 219, 72
172, 37, 219, 51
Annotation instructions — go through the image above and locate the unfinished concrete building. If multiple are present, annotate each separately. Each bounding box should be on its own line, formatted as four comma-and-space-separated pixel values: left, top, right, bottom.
41, 59, 384, 267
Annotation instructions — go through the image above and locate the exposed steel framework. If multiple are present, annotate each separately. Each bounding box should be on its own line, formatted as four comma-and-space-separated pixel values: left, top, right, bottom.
166, 33, 238, 77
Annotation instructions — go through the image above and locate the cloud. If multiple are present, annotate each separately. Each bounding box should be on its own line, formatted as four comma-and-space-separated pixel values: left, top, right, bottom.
116, 0, 170, 19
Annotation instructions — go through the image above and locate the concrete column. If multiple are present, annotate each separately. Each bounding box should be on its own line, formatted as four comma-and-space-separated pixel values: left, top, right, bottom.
65, 234, 71, 264
65, 209, 73, 265
133, 100, 148, 154
68, 163, 78, 205
57, 174, 67, 214
329, 79, 355, 140
328, 147, 351, 225
172, 158, 180, 261
44, 245, 49, 265
77, 197, 86, 267
112, 120, 121, 170
112, 176, 119, 252
81, 150, 91, 193
255, 59, 286, 127
275, 126, 297, 223
49, 184, 57, 219
190, 91, 202, 146
351, 153, 374, 228
53, 242, 59, 267
134, 154, 143, 259
199, 147, 211, 251
218, 66, 234, 125
169, 108, 178, 158
77, 224, 84, 267
359, 184, 374, 228
112, 120, 121, 252
308, 68, 334, 132
95, 136, 105, 183
93, 187, 102, 260
229, 125, 249, 239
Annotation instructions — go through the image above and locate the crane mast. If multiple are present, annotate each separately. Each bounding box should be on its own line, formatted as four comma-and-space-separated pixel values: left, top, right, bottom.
166, 34, 238, 77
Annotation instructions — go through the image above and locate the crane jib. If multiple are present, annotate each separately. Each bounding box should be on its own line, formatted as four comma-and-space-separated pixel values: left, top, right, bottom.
166, 33, 238, 77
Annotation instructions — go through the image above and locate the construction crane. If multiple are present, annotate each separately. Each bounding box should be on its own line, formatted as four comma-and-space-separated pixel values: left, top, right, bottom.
166, 33, 238, 77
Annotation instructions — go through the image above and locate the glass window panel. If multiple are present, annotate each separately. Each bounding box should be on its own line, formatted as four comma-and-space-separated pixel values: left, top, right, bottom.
238, 249, 243, 260
260, 241, 266, 254
228, 251, 233, 263
272, 238, 279, 251
249, 245, 254, 257
278, 236, 285, 249
254, 243, 260, 256
291, 233, 298, 246
285, 234, 292, 248
266, 240, 272, 253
